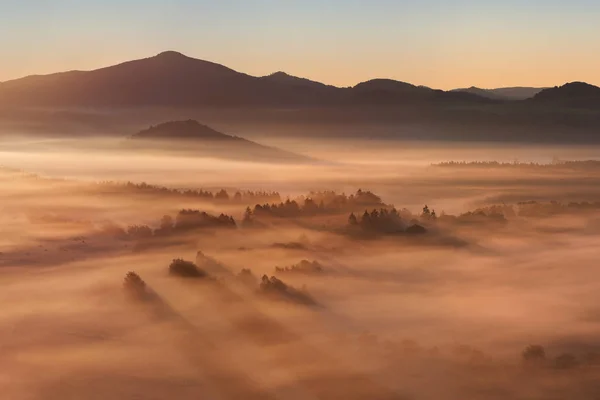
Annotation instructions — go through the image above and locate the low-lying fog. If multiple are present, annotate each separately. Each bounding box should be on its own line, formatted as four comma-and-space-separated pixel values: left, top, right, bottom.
2, 136, 600, 399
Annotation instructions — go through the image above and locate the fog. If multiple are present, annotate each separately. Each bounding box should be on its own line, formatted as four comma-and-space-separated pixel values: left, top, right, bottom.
2, 136, 600, 399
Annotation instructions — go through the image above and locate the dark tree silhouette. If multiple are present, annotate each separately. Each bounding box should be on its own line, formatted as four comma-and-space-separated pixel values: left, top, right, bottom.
348, 212, 358, 225
243, 207, 253, 223
422, 205, 431, 217
275, 260, 325, 274
168, 259, 207, 278
258, 275, 316, 305
175, 209, 236, 230
522, 345, 546, 364
123, 271, 148, 300
160, 215, 174, 230
126, 225, 153, 240
215, 189, 230, 200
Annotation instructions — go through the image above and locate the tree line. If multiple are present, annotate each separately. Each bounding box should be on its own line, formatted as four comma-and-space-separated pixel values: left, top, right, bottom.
95, 181, 282, 204
246, 189, 388, 220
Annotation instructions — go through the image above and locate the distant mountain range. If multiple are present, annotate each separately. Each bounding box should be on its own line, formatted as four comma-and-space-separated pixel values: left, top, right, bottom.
126, 119, 312, 163
451, 86, 547, 101
1, 50, 597, 108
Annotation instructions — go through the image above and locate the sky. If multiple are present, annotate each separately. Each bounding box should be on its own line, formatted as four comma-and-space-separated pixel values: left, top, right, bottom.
1, 0, 599, 90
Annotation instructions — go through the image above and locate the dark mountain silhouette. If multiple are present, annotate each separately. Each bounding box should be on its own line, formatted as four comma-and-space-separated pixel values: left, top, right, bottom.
0, 51, 281, 107
531, 82, 600, 108
260, 71, 336, 90
349, 79, 494, 104
126, 119, 312, 163
1, 51, 599, 143
452, 86, 545, 101
0, 51, 491, 107
131, 120, 240, 141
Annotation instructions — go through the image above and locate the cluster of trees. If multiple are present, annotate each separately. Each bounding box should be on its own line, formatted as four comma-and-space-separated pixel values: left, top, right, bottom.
173, 209, 236, 231
297, 189, 386, 209
434, 160, 600, 170
258, 275, 316, 306
521, 344, 599, 369
348, 208, 427, 235
247, 189, 388, 220
423, 201, 600, 222
123, 271, 145, 290
447, 201, 600, 220
168, 258, 209, 278
436, 208, 508, 225
160, 259, 318, 306
95, 181, 282, 204
102, 209, 237, 241
123, 271, 150, 301
275, 260, 325, 274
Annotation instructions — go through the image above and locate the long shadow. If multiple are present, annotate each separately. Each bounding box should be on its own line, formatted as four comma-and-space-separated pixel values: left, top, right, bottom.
170, 276, 409, 400
126, 282, 278, 400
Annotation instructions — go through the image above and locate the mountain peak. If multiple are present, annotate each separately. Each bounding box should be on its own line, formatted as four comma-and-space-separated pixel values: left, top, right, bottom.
154, 50, 189, 60
269, 71, 291, 78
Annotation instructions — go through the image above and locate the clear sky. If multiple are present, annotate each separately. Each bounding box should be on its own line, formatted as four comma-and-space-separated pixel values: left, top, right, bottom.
1, 0, 599, 89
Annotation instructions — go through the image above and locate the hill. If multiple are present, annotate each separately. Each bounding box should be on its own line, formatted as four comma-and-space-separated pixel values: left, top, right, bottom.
531, 82, 600, 108
126, 120, 312, 163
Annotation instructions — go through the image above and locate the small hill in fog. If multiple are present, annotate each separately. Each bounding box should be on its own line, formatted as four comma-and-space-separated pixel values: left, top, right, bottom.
127, 120, 312, 163
132, 120, 241, 141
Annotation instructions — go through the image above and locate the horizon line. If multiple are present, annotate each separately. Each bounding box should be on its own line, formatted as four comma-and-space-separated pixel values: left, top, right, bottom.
0, 50, 597, 92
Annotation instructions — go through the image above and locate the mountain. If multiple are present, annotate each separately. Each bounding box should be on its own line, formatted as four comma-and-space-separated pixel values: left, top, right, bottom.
0, 51, 490, 107
0, 51, 285, 107
531, 82, 600, 108
452, 86, 545, 100
260, 71, 335, 90
350, 79, 494, 104
126, 120, 312, 163
131, 120, 241, 141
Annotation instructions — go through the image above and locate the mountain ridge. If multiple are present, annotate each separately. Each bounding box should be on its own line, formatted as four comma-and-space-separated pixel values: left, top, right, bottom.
0, 51, 598, 110
0, 51, 492, 107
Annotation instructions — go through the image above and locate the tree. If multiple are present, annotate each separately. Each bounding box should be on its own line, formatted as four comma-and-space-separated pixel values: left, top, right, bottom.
348, 212, 358, 225
123, 271, 149, 300
159, 215, 174, 230
522, 345, 546, 365
243, 206, 253, 223
422, 205, 431, 217
360, 210, 371, 227
127, 225, 153, 240
169, 259, 207, 278
215, 189, 230, 201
